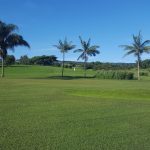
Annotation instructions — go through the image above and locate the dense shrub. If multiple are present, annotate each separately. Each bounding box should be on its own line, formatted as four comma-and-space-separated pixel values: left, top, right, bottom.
140, 72, 148, 76
5, 55, 15, 66
64, 64, 72, 68
141, 59, 150, 69
29, 55, 57, 65
79, 62, 135, 70
95, 70, 134, 80
20, 55, 30, 65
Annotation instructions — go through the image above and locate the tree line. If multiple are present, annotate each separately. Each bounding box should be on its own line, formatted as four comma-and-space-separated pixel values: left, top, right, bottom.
3, 54, 150, 70
1, 20, 150, 79
0, 55, 57, 66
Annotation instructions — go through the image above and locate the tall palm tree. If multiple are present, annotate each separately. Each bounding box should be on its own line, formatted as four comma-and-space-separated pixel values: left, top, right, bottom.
120, 32, 150, 80
74, 36, 100, 78
0, 20, 30, 77
54, 38, 75, 77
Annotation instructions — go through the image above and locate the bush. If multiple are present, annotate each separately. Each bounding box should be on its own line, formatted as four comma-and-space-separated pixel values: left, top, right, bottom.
95, 70, 134, 80
125, 72, 134, 80
20, 55, 30, 65
30, 55, 57, 65
141, 59, 150, 69
64, 64, 73, 69
140, 72, 148, 76
5, 55, 15, 66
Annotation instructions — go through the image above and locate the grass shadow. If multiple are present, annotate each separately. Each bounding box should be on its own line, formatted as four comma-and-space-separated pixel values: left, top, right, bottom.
3, 65, 32, 68
47, 76, 95, 80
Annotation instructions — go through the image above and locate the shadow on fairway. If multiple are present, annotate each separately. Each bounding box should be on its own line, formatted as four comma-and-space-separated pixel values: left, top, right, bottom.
47, 76, 95, 80
28, 75, 96, 80
8, 65, 32, 67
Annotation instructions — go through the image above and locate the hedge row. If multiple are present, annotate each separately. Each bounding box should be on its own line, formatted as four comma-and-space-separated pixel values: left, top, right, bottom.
95, 70, 134, 80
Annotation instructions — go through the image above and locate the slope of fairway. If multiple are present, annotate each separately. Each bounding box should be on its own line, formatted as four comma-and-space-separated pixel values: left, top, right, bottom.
4, 65, 96, 79
0, 66, 150, 150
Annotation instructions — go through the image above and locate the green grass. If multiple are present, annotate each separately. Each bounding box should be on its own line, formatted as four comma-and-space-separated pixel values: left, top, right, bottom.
0, 66, 150, 150
4, 65, 96, 79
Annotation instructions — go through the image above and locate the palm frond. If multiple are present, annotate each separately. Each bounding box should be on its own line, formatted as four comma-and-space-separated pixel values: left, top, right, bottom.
89, 45, 100, 51
79, 36, 88, 50
87, 46, 100, 56
0, 21, 18, 40
120, 45, 135, 51
86, 38, 91, 48
121, 32, 150, 59
77, 52, 84, 61
53, 44, 61, 49
79, 36, 84, 47
77, 37, 100, 61
143, 46, 150, 53
141, 40, 150, 47
6, 34, 30, 50
123, 50, 135, 57
74, 49, 84, 53
132, 32, 142, 48
54, 38, 75, 53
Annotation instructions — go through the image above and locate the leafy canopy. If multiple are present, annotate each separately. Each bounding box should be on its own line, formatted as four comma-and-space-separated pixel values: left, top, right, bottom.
54, 38, 76, 53
0, 20, 30, 58
74, 36, 100, 61
120, 32, 150, 58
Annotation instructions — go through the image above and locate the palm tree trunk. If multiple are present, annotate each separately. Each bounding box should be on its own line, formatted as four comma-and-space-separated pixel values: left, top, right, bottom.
1, 57, 4, 78
84, 54, 87, 78
137, 56, 140, 80
62, 52, 65, 77
137, 59, 140, 80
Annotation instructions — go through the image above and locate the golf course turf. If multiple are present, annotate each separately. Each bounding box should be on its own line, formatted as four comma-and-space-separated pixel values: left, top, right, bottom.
0, 66, 150, 150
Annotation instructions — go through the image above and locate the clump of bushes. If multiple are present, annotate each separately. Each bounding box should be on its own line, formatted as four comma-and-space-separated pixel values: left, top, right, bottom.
140, 72, 148, 76
95, 70, 134, 80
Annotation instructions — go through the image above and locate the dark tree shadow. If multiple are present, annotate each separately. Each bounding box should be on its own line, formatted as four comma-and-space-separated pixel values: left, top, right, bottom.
5, 65, 31, 68
28, 76, 95, 80
47, 76, 95, 80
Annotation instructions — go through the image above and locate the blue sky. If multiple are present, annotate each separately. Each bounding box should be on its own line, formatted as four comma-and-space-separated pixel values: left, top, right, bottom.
1, 0, 150, 62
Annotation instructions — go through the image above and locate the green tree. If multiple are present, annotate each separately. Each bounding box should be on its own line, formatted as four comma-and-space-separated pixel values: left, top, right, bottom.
54, 38, 75, 77
20, 55, 30, 65
120, 32, 150, 80
30, 55, 57, 65
141, 59, 150, 69
0, 20, 30, 77
74, 36, 100, 77
5, 55, 15, 66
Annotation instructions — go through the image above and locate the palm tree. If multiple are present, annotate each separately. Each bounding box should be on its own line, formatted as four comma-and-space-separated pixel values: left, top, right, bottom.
0, 20, 30, 77
54, 38, 76, 77
74, 36, 100, 78
120, 32, 150, 80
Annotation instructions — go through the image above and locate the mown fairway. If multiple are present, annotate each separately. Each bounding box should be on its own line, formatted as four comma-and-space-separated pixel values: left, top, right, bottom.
0, 66, 150, 150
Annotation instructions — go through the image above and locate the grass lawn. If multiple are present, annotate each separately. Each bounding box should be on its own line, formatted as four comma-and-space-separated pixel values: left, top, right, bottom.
3, 65, 96, 79
0, 66, 150, 150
